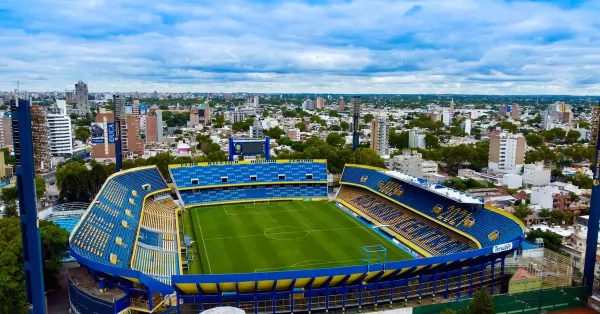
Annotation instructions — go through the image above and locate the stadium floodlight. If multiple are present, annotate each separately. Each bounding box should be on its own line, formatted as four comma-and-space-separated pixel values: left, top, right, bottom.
362, 245, 387, 266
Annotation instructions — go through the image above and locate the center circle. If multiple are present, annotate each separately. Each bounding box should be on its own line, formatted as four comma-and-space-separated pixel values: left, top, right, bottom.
263, 226, 309, 240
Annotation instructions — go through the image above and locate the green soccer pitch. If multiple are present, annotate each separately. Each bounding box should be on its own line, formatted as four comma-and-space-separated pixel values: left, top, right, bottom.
181, 201, 413, 275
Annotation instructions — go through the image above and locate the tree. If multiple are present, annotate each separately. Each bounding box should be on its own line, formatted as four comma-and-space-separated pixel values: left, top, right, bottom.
3, 201, 18, 217
264, 126, 284, 139
353, 148, 385, 168
340, 121, 350, 131
440, 309, 457, 314
513, 203, 532, 224
35, 176, 46, 201
569, 173, 592, 189
525, 133, 544, 148
526, 228, 564, 252
425, 133, 440, 149
74, 127, 91, 143
566, 129, 581, 144
0, 217, 70, 313
328, 110, 340, 117
295, 121, 307, 130
326, 133, 345, 147
538, 208, 552, 221
329, 125, 341, 131
214, 114, 225, 128
56, 162, 93, 202
498, 121, 518, 133
468, 289, 494, 314
363, 113, 375, 124
262, 110, 269, 118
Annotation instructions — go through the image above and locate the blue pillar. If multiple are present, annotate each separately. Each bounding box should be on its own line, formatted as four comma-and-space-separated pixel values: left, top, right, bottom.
324, 276, 333, 311
254, 282, 259, 314
264, 137, 271, 160
228, 138, 234, 161
584, 103, 600, 296
115, 120, 123, 172
307, 278, 315, 312
11, 99, 47, 314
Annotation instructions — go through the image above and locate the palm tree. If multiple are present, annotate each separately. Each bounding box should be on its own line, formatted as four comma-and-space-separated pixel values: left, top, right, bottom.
538, 208, 552, 224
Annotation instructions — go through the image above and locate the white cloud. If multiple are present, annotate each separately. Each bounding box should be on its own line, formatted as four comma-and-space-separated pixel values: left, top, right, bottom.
0, 0, 599, 94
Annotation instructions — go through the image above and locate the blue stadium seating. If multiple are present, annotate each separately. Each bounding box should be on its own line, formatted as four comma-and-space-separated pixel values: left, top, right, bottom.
339, 188, 472, 255
70, 167, 169, 269
341, 166, 524, 247
180, 184, 327, 206
170, 160, 327, 189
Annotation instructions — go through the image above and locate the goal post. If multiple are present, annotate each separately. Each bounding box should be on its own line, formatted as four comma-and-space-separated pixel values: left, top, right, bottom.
362, 245, 387, 265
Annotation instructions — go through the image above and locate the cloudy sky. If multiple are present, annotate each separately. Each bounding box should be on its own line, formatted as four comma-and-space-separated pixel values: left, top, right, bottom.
1, 0, 599, 94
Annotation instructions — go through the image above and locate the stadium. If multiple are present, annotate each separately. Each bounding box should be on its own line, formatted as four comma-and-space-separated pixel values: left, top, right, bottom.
67, 160, 527, 314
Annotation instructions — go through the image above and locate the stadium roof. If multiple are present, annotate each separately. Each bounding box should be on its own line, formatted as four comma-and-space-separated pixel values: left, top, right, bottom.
385, 171, 483, 205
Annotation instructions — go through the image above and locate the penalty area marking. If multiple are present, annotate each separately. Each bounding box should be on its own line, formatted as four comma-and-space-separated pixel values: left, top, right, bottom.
254, 259, 364, 272
222, 203, 307, 216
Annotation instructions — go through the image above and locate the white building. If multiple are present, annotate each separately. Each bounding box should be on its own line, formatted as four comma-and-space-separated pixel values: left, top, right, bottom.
261, 117, 279, 130
408, 130, 426, 149
530, 185, 560, 210
249, 120, 264, 138
302, 99, 315, 111
224, 111, 247, 123
389, 150, 443, 183
488, 129, 526, 174
442, 109, 452, 126
502, 174, 523, 189
47, 100, 73, 157
461, 118, 472, 135
522, 162, 551, 186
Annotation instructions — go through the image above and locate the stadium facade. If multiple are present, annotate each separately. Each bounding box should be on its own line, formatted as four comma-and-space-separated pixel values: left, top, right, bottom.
68, 161, 524, 314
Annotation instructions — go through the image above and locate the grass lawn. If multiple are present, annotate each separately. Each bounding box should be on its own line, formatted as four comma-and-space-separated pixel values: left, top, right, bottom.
182, 201, 413, 274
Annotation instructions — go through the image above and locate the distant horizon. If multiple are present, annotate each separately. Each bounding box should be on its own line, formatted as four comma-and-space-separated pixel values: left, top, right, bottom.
1, 0, 600, 94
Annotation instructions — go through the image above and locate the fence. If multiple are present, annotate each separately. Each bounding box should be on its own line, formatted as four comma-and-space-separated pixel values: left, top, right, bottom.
411, 286, 587, 314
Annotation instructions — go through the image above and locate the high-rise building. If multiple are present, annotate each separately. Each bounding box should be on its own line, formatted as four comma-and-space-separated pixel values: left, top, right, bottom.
316, 97, 326, 109
461, 118, 472, 135
0, 112, 12, 148
146, 113, 158, 143
488, 129, 526, 174
250, 119, 264, 138
132, 99, 140, 116
339, 98, 345, 111
442, 109, 452, 126
190, 104, 211, 127
351, 96, 361, 150
302, 99, 315, 111
47, 100, 73, 157
30, 105, 51, 171
408, 130, 426, 149
499, 104, 519, 120
113, 94, 125, 121
287, 128, 300, 141
124, 115, 144, 157
370, 115, 389, 156
74, 81, 89, 116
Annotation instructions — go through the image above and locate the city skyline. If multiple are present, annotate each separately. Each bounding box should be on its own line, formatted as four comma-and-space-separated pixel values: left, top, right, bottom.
1, 0, 599, 94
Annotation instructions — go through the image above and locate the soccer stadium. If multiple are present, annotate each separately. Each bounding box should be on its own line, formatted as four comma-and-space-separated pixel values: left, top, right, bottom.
68, 160, 527, 314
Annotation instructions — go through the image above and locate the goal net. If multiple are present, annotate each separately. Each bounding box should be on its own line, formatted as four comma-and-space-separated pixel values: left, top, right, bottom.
362, 245, 387, 265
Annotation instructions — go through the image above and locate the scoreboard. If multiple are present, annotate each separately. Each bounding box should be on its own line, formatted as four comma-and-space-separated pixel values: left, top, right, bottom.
228, 137, 271, 161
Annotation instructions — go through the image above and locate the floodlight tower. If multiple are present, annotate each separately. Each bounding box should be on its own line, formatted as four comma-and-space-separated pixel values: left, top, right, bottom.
351, 96, 361, 151
10, 98, 47, 314
583, 101, 600, 295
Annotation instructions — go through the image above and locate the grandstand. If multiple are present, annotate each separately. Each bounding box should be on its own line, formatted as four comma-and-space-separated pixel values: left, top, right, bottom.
170, 160, 329, 207
68, 162, 526, 314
